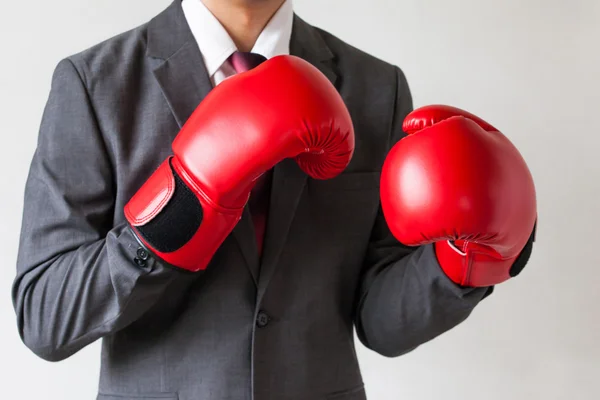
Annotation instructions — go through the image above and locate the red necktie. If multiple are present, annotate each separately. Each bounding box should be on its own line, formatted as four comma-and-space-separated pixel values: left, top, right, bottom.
228, 52, 272, 258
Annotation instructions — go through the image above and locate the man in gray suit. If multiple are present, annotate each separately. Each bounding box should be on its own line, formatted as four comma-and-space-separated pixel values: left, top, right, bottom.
12, 0, 517, 399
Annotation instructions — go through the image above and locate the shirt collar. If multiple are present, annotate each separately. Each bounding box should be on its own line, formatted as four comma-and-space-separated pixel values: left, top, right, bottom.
251, 0, 293, 59
182, 0, 294, 79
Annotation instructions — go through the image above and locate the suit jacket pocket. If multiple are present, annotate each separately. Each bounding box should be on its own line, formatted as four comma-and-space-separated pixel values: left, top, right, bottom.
97, 393, 178, 400
325, 384, 366, 399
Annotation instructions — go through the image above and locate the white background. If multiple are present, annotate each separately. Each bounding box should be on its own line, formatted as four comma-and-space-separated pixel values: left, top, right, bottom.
1, 0, 598, 399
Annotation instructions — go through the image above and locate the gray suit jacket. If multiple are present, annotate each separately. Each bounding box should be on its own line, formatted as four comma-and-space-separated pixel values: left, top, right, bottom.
13, 1, 490, 399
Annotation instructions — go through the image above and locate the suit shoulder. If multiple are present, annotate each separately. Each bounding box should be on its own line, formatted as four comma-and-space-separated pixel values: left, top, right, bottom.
61, 21, 150, 85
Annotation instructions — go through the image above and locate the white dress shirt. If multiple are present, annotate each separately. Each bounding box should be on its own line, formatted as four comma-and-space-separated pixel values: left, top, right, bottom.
182, 0, 294, 86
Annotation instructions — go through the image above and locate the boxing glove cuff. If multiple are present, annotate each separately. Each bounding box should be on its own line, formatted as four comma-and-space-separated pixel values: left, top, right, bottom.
125, 157, 245, 271
436, 223, 537, 287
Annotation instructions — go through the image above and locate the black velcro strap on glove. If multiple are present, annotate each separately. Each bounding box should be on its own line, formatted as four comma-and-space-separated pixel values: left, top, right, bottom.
136, 160, 203, 253
509, 220, 537, 278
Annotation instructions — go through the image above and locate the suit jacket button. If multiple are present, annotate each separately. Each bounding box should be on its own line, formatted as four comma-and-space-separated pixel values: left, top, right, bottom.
136, 247, 149, 260
256, 311, 270, 328
134, 257, 147, 268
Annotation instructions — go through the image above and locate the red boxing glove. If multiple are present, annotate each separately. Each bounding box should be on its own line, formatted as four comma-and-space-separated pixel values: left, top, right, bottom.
381, 105, 536, 287
125, 55, 355, 271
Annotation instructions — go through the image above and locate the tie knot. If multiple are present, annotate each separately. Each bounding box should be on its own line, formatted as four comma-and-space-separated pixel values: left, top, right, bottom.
229, 51, 267, 74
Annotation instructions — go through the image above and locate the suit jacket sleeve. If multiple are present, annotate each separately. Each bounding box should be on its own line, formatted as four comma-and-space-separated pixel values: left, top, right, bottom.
354, 67, 493, 357
12, 59, 193, 362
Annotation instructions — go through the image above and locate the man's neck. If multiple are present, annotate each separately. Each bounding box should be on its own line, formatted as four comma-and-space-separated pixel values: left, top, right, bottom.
201, 0, 286, 52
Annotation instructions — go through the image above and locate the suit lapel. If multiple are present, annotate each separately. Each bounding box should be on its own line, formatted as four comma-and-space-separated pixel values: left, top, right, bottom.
233, 209, 260, 285
147, 1, 260, 283
257, 15, 338, 299
289, 15, 338, 88
151, 42, 212, 129
147, 1, 213, 128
